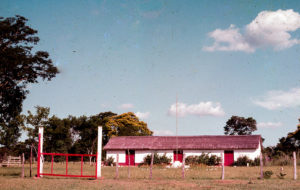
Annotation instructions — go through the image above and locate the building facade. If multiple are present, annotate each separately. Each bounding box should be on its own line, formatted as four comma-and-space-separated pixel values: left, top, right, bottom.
104, 135, 262, 166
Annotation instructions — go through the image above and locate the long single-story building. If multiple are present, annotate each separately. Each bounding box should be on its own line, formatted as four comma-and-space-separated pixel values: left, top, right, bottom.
103, 135, 262, 166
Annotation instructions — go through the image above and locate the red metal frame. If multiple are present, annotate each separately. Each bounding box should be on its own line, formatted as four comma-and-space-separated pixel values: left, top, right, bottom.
37, 152, 97, 178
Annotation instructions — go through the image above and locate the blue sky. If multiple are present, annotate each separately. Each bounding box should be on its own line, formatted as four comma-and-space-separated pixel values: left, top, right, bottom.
2, 0, 300, 146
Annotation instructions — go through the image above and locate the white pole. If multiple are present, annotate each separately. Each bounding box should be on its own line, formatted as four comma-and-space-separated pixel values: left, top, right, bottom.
97, 126, 102, 178
293, 151, 297, 180
221, 153, 224, 180
38, 127, 44, 176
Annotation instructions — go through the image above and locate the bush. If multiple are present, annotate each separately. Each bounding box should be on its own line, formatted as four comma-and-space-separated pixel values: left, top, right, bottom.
143, 153, 171, 165
185, 153, 221, 166
234, 156, 260, 166
104, 156, 115, 166
263, 170, 273, 179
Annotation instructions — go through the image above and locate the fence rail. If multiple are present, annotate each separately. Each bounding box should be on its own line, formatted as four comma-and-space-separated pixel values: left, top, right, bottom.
1, 156, 21, 167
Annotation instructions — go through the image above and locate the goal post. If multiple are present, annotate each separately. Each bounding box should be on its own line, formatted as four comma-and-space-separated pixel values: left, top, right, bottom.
37, 126, 103, 179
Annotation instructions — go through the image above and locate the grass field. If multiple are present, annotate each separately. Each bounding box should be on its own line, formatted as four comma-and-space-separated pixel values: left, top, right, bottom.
1, 163, 300, 189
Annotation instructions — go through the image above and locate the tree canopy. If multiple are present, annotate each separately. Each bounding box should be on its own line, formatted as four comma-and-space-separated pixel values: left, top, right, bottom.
224, 116, 257, 135
0, 15, 58, 148
104, 112, 153, 137
275, 118, 300, 153
15, 108, 153, 160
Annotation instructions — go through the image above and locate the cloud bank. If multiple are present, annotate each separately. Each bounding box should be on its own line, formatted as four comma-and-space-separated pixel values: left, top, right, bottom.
257, 122, 283, 128
135, 111, 150, 119
168, 101, 225, 117
253, 87, 300, 110
118, 103, 134, 109
203, 9, 300, 52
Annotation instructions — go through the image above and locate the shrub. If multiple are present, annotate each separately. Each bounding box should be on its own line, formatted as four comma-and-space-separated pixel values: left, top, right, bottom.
263, 170, 273, 179
185, 153, 221, 166
104, 156, 115, 166
143, 153, 171, 165
253, 157, 260, 166
234, 156, 260, 166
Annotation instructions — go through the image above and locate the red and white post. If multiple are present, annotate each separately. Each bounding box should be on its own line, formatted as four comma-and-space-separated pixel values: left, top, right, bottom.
97, 126, 102, 179
37, 127, 44, 178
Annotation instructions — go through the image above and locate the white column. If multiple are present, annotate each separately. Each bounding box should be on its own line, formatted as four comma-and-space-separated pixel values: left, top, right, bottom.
97, 126, 102, 178
38, 127, 44, 176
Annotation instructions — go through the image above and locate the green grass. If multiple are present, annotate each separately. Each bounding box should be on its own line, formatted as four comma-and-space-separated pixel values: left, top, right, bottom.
0, 164, 300, 189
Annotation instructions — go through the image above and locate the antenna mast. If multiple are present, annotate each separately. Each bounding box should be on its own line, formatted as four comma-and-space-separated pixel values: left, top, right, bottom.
176, 94, 178, 161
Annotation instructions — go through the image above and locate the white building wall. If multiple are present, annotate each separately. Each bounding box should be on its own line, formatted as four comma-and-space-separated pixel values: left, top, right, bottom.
135, 150, 150, 163
183, 150, 223, 158
106, 150, 126, 163
106, 144, 261, 164
234, 143, 261, 161
135, 150, 173, 163
184, 147, 261, 161
157, 150, 174, 163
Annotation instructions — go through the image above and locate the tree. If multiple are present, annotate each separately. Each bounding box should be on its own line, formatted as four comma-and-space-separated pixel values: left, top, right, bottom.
25, 106, 50, 144
0, 15, 58, 147
43, 116, 73, 159
105, 112, 153, 137
0, 114, 24, 150
71, 112, 117, 163
224, 116, 257, 135
275, 118, 300, 153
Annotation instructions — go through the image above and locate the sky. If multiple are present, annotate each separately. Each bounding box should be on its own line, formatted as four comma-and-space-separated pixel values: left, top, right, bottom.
1, 0, 300, 146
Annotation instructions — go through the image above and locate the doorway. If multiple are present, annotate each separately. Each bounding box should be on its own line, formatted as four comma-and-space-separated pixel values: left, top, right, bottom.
224, 150, 234, 166
125, 150, 135, 166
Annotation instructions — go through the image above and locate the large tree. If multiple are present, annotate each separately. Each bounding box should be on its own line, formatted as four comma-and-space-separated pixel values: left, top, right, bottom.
0, 15, 58, 147
24, 106, 50, 146
275, 118, 300, 153
105, 112, 153, 137
71, 112, 116, 162
224, 116, 257, 135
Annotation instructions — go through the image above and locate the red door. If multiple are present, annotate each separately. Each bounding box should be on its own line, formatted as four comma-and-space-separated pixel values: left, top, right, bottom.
173, 150, 183, 162
125, 150, 135, 166
224, 151, 234, 166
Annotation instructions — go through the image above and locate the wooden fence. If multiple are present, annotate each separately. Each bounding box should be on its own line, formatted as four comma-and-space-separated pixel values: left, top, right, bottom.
1, 156, 21, 167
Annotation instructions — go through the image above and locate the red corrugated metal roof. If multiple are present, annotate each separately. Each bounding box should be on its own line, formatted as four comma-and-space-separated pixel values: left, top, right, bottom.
103, 135, 261, 150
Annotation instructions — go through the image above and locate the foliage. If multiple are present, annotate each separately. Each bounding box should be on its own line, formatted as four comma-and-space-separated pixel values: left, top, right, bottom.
0, 15, 58, 148
104, 156, 115, 166
264, 118, 300, 159
275, 118, 300, 153
276, 172, 286, 179
224, 116, 257, 135
234, 156, 260, 166
263, 170, 273, 179
43, 116, 73, 161
143, 153, 172, 165
104, 112, 153, 138
25, 106, 50, 144
70, 112, 116, 160
0, 115, 24, 149
185, 154, 221, 166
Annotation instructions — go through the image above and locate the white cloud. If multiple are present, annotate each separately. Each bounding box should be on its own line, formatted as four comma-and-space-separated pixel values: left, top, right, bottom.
253, 87, 300, 110
118, 103, 134, 109
153, 130, 174, 136
168, 101, 225, 117
203, 9, 300, 52
203, 25, 255, 52
257, 122, 283, 128
135, 111, 150, 119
